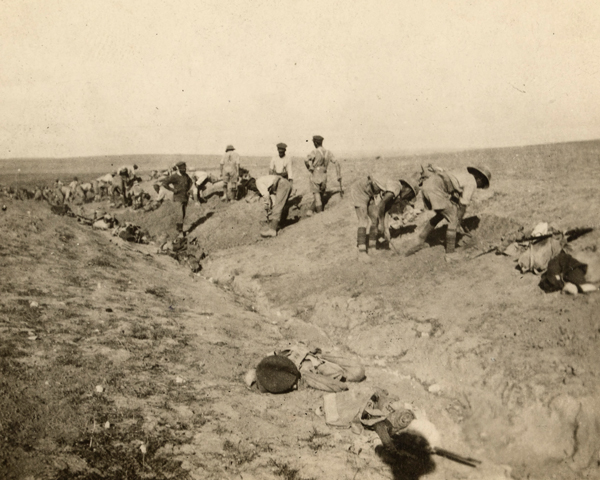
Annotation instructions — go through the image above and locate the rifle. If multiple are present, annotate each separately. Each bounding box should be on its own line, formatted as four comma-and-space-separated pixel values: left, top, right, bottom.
431, 447, 481, 468
473, 233, 552, 259
373, 421, 481, 467
472, 227, 595, 259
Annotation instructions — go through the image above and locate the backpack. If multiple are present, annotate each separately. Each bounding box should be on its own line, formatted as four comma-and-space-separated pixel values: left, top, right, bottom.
517, 236, 563, 274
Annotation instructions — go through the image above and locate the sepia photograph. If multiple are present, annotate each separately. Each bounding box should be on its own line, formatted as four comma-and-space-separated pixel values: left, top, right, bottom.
1, 1, 599, 479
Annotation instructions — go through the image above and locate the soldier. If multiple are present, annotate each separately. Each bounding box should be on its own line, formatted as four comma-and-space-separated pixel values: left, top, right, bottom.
190, 171, 213, 203
160, 161, 194, 234
68, 177, 79, 193
93, 172, 116, 200
256, 175, 293, 238
406, 165, 491, 261
352, 175, 420, 254
129, 179, 147, 210
269, 143, 293, 184
220, 145, 240, 202
117, 164, 139, 206
304, 135, 342, 215
33, 186, 43, 201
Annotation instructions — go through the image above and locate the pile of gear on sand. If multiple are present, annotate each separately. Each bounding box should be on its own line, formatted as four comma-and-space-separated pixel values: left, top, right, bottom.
475, 221, 599, 296
156, 234, 206, 273
244, 343, 481, 469
50, 204, 151, 245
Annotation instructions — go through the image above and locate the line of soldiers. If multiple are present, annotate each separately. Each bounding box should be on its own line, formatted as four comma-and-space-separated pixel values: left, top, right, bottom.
349, 164, 491, 262
9, 138, 492, 264
256, 135, 342, 237
251, 134, 492, 264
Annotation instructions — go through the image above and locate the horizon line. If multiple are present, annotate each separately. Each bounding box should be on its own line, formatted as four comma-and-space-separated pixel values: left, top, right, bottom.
1, 137, 599, 162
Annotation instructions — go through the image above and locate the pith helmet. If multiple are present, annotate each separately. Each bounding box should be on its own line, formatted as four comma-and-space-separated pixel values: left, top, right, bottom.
255, 355, 301, 394
226, 145, 235, 152
400, 176, 420, 198
467, 165, 491, 189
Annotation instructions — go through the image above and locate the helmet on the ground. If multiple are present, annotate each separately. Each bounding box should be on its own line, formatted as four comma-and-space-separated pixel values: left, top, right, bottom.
256, 355, 301, 394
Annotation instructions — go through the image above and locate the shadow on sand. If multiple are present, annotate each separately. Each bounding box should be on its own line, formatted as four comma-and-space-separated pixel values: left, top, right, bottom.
185, 211, 215, 235
281, 194, 303, 229
423, 215, 481, 247
375, 432, 437, 480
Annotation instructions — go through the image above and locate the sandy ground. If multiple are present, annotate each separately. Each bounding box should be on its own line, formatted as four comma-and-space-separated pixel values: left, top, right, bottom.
1, 140, 600, 480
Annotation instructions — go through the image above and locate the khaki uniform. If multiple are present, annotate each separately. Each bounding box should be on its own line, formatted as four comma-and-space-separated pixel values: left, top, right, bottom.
220, 151, 240, 201
419, 169, 478, 254
256, 175, 292, 225
305, 147, 338, 194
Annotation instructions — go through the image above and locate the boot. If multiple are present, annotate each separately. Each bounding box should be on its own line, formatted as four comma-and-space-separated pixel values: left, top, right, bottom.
314, 204, 323, 213
357, 227, 368, 253
445, 228, 457, 254
260, 220, 278, 238
368, 226, 378, 250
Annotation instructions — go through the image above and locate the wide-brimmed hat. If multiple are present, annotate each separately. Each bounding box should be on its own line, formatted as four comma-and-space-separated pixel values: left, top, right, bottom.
175, 161, 187, 170
400, 175, 420, 198
226, 145, 235, 152
467, 166, 491, 189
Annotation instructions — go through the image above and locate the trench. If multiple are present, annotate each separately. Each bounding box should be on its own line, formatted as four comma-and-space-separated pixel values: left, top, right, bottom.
198, 212, 600, 480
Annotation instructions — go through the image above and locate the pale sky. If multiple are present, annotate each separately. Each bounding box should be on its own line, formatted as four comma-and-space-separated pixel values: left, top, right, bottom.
1, 0, 599, 158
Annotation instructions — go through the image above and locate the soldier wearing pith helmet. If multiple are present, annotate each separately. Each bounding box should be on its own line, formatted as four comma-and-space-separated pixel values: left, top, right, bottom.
351, 173, 420, 254
406, 164, 491, 261
220, 144, 240, 202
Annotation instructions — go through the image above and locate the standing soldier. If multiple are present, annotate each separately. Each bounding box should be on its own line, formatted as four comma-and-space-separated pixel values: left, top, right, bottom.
256, 175, 293, 238
352, 174, 420, 254
220, 145, 240, 202
406, 165, 491, 261
68, 177, 79, 193
269, 143, 293, 185
304, 135, 342, 215
160, 161, 194, 234
117, 164, 139, 206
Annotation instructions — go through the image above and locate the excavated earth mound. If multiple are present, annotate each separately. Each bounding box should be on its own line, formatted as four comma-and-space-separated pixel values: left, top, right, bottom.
3, 141, 600, 480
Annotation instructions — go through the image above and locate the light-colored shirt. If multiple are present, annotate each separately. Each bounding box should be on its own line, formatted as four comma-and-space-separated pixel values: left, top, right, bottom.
97, 173, 114, 183
220, 151, 240, 173
453, 171, 478, 206
306, 146, 341, 181
269, 155, 293, 180
255, 175, 279, 198
306, 147, 334, 171
192, 171, 209, 186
